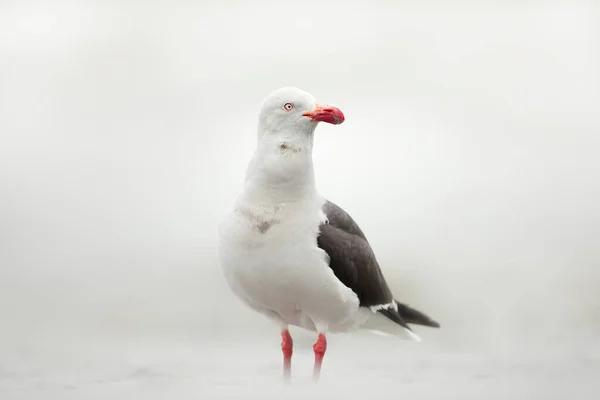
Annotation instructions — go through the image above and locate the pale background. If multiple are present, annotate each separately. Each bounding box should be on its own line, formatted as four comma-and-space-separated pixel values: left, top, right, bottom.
1, 0, 599, 398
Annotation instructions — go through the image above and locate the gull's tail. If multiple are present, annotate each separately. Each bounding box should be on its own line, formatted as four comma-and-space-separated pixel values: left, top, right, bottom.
364, 300, 440, 341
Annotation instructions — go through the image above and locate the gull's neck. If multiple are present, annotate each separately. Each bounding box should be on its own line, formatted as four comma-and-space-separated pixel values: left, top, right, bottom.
241, 128, 317, 205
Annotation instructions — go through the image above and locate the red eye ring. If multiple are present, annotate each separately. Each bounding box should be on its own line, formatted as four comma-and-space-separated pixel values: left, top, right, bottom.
282, 102, 294, 111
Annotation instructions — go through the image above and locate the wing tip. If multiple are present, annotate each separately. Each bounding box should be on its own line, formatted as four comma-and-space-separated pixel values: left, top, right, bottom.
394, 300, 441, 329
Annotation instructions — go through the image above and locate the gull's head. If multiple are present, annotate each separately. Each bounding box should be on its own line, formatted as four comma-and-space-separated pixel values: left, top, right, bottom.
257, 87, 345, 138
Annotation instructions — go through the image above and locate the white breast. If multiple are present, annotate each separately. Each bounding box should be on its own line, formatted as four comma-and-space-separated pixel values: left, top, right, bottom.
218, 192, 359, 332
217, 132, 360, 332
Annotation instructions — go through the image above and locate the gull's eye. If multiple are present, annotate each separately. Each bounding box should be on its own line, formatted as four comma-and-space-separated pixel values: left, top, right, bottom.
282, 102, 294, 111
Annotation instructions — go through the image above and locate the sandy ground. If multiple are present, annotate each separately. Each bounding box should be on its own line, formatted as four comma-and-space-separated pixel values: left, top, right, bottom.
1, 332, 599, 399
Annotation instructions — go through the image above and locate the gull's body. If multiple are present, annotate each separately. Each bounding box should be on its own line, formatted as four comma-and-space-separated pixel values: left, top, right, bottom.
217, 87, 439, 381
219, 141, 367, 334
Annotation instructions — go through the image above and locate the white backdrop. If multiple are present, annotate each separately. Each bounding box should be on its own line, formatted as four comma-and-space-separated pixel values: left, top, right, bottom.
1, 0, 599, 397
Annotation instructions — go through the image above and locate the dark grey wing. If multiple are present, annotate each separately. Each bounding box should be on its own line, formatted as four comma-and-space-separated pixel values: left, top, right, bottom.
317, 200, 440, 329
317, 200, 394, 309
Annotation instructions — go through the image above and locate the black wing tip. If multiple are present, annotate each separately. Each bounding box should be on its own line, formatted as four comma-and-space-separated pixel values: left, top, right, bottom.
388, 301, 441, 329
379, 308, 411, 330
422, 319, 441, 329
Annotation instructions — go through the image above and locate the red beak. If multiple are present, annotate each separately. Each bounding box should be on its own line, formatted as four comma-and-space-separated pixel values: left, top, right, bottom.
303, 104, 345, 125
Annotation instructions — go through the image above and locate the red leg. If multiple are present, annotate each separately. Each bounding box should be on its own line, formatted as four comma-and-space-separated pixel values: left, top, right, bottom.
312, 332, 327, 381
281, 329, 293, 381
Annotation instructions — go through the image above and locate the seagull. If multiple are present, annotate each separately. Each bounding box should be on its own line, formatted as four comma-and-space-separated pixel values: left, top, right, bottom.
218, 87, 440, 382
